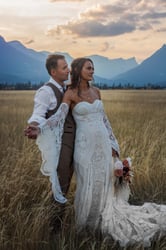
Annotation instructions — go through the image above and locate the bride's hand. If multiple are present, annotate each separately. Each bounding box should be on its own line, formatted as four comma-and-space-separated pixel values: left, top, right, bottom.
24, 125, 40, 139
112, 148, 119, 157
114, 160, 123, 177
114, 169, 123, 177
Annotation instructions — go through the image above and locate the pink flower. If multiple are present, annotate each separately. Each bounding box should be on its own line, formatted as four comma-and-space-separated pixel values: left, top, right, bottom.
114, 157, 133, 184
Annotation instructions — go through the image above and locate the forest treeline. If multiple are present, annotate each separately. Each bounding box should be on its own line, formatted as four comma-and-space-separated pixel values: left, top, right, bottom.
0, 82, 164, 90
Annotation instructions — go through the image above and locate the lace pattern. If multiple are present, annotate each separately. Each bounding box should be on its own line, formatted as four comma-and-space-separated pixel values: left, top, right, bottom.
39, 102, 69, 132
73, 100, 166, 247
35, 99, 166, 246
36, 103, 69, 203
102, 111, 120, 155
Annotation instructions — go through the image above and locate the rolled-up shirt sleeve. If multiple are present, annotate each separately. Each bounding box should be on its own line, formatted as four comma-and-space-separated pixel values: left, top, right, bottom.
28, 87, 57, 125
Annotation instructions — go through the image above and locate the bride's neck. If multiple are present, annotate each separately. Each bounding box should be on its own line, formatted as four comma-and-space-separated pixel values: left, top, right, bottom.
79, 80, 89, 91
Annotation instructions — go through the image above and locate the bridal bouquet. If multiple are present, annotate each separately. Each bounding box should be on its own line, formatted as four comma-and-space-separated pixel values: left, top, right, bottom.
114, 157, 133, 185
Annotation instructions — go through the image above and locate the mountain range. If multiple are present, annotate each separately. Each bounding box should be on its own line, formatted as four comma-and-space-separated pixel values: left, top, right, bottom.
0, 35, 166, 87
112, 44, 166, 87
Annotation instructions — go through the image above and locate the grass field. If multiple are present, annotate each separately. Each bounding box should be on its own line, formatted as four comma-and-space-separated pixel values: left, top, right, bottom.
0, 90, 166, 250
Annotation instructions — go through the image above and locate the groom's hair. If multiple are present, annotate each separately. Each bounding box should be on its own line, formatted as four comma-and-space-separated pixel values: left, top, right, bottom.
46, 54, 65, 75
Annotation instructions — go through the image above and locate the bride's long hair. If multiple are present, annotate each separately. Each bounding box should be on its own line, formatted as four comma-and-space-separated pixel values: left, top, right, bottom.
70, 57, 94, 94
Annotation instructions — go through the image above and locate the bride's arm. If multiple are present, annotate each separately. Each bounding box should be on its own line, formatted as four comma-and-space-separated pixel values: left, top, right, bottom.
25, 90, 72, 137
102, 110, 120, 157
40, 89, 72, 129
39, 102, 69, 132
36, 90, 72, 204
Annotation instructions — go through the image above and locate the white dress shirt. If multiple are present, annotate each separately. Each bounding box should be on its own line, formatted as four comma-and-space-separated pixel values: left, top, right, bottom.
28, 77, 64, 125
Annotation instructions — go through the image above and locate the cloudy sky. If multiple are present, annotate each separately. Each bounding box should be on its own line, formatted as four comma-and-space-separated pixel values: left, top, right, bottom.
0, 0, 166, 62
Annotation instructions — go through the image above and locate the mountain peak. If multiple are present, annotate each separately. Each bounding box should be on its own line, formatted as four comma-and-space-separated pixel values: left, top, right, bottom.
8, 40, 26, 50
0, 35, 6, 44
161, 44, 166, 49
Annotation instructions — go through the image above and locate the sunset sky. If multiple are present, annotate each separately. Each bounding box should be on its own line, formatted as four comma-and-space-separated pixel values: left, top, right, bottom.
0, 0, 166, 63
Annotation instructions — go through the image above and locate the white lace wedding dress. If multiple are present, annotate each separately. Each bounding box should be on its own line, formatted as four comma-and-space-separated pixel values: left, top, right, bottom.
36, 99, 166, 247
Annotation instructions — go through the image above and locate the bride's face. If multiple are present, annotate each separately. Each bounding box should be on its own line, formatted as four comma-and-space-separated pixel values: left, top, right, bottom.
81, 61, 94, 81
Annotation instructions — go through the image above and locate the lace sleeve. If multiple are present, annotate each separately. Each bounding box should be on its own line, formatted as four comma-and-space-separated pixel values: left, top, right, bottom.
102, 110, 120, 156
36, 103, 70, 204
39, 102, 69, 132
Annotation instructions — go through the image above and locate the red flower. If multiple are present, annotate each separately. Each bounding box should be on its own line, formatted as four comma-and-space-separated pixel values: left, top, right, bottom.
114, 157, 133, 184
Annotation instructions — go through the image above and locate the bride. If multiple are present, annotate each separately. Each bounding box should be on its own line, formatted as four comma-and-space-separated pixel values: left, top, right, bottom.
26, 57, 166, 247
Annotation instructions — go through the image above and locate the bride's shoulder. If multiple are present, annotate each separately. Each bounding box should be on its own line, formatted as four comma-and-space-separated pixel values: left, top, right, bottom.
66, 87, 77, 94
91, 86, 101, 98
91, 85, 99, 91
65, 87, 77, 101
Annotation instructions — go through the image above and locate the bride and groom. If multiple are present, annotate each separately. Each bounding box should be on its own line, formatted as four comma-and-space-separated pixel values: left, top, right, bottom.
25, 55, 166, 247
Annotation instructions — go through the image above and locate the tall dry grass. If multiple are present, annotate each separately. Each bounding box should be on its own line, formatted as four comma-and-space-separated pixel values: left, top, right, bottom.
0, 90, 166, 250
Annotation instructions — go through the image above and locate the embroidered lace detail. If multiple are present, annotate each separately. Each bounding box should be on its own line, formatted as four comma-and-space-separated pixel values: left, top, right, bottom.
36, 99, 166, 246
36, 103, 69, 203
73, 100, 166, 246
102, 111, 120, 155
39, 102, 69, 133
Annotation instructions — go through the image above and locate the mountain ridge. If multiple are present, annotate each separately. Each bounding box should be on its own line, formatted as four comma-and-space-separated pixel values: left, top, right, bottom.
0, 35, 165, 87
112, 44, 166, 87
0, 35, 138, 84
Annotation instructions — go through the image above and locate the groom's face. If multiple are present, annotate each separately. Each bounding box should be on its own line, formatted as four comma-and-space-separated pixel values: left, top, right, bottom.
52, 59, 70, 83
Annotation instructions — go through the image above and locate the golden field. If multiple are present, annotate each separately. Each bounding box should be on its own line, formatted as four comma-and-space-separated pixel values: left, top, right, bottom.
0, 90, 166, 250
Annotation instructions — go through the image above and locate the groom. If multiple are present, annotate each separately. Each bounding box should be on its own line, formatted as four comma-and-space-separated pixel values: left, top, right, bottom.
25, 53, 75, 200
